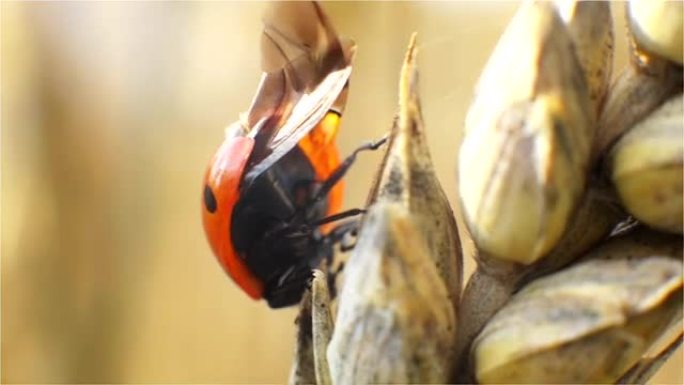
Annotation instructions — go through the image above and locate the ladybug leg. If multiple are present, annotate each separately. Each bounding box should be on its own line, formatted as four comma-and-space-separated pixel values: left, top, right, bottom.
312, 208, 365, 227
320, 219, 359, 251
264, 266, 314, 308
306, 135, 388, 210
262, 217, 358, 307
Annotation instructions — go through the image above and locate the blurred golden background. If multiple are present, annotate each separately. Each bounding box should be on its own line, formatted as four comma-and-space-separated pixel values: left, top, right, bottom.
2, 2, 681, 383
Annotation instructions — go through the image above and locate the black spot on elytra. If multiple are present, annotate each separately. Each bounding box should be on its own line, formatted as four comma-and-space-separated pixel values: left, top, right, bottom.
204, 185, 217, 213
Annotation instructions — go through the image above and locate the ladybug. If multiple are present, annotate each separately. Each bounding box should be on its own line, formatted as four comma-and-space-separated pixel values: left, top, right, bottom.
202, 2, 383, 308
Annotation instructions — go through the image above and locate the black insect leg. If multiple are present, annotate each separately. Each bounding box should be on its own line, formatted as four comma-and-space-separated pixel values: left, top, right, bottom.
263, 265, 314, 308
321, 219, 359, 249
263, 136, 388, 307
312, 208, 366, 227
306, 135, 388, 212
299, 135, 388, 296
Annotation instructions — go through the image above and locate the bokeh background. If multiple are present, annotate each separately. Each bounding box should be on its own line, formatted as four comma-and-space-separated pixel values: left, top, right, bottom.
2, 2, 681, 383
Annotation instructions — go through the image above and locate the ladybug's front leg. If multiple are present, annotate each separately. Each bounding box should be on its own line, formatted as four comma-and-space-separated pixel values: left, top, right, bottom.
305, 135, 388, 214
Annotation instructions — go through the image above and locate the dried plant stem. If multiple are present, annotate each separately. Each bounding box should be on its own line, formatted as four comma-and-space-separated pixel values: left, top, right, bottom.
452, 261, 519, 382
311, 272, 333, 385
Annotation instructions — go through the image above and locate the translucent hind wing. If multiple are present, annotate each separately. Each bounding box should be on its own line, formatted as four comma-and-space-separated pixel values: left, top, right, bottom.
239, 2, 355, 186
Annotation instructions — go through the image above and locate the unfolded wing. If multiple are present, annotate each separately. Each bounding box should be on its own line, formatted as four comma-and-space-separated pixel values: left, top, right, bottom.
234, 1, 356, 187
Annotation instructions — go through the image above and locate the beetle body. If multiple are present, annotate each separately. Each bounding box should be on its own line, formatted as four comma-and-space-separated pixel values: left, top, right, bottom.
202, 2, 353, 308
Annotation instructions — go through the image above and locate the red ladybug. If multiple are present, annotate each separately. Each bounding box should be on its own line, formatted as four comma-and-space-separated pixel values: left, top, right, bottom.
202, 2, 381, 308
